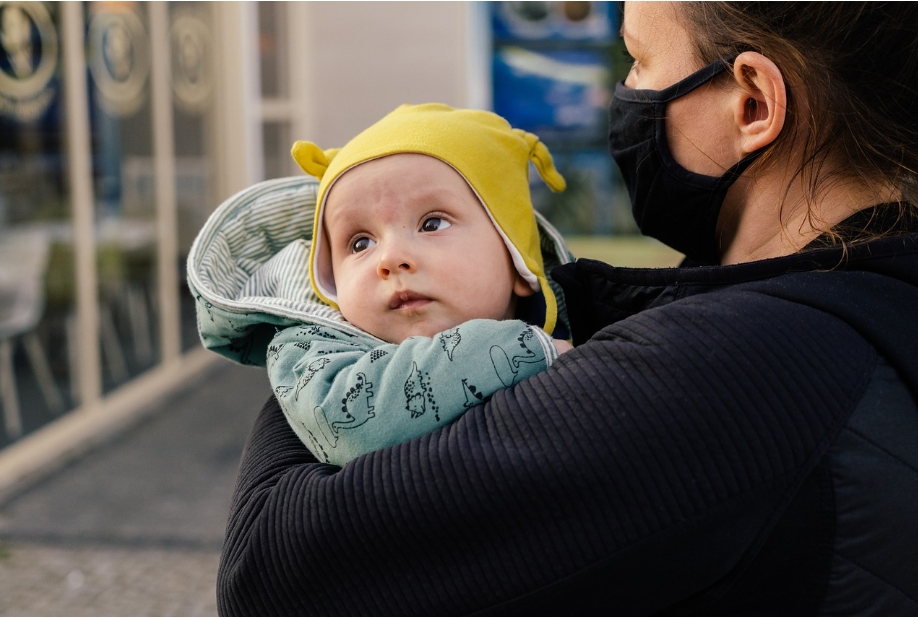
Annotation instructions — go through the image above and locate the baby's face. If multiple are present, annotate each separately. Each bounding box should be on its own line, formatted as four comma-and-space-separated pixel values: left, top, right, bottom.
324, 153, 531, 344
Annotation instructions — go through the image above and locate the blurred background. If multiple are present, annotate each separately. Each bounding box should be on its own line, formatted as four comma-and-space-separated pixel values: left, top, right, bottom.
0, 2, 680, 614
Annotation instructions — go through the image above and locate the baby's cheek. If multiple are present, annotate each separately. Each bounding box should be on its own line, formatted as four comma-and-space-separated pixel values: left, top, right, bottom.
335, 289, 361, 323
338, 295, 385, 338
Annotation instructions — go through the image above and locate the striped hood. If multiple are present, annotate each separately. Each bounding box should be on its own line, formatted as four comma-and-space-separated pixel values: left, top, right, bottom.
187, 176, 574, 367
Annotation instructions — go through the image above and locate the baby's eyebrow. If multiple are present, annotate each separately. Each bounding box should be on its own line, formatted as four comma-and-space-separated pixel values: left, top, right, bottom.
322, 216, 353, 245
324, 207, 359, 232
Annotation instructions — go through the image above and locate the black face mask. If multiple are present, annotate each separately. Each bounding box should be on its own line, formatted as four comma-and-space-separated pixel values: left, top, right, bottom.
608, 57, 762, 264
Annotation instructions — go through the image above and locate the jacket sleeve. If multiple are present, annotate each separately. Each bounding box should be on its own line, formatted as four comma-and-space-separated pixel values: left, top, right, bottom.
267, 318, 557, 466
218, 291, 875, 616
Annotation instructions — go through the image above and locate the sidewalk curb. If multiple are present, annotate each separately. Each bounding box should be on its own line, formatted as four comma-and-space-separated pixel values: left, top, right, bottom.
0, 348, 221, 506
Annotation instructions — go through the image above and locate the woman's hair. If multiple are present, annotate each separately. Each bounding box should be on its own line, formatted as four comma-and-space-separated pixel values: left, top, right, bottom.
679, 2, 918, 243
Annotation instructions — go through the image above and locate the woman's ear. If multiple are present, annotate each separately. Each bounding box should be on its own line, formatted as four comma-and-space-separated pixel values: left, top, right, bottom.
731, 51, 787, 155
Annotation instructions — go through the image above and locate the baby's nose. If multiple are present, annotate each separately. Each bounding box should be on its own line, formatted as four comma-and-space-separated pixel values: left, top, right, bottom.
376, 242, 416, 278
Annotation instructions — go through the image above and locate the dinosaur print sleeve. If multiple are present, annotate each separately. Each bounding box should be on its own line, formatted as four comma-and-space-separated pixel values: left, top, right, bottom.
267, 318, 558, 467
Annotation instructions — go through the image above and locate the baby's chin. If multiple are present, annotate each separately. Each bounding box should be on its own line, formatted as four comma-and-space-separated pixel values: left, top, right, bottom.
347, 315, 457, 344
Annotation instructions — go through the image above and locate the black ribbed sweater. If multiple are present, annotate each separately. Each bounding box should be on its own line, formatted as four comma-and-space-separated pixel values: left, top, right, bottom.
217, 233, 918, 615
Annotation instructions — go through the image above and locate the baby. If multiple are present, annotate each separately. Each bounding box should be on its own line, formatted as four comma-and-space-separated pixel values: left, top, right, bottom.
269, 103, 572, 465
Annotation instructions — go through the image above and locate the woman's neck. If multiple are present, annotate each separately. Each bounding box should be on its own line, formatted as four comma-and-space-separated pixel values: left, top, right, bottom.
716, 165, 898, 265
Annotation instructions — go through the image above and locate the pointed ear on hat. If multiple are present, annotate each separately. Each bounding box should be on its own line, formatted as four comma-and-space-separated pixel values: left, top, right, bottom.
291, 141, 341, 180
515, 129, 566, 193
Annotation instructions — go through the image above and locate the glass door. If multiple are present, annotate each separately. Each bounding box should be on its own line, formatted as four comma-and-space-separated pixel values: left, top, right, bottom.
0, 1, 74, 445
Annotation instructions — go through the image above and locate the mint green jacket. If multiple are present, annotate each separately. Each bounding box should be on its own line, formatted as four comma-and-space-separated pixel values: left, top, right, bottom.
187, 176, 573, 466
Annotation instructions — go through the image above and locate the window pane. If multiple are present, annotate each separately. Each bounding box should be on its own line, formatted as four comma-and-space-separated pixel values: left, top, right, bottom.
86, 1, 160, 392
0, 2, 74, 445
262, 120, 293, 180
170, 1, 217, 352
258, 2, 287, 98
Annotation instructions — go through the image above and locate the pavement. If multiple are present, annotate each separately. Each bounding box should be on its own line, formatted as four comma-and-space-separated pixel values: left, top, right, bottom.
0, 358, 271, 616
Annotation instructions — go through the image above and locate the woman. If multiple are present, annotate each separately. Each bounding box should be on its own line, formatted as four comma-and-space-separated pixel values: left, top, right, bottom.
215, 3, 918, 614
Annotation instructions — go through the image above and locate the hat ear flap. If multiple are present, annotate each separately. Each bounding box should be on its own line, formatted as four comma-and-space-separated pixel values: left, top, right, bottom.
515, 129, 566, 193
291, 141, 341, 180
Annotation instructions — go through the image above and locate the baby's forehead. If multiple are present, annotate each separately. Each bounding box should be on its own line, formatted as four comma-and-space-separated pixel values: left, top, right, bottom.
331, 152, 461, 189
323, 153, 482, 223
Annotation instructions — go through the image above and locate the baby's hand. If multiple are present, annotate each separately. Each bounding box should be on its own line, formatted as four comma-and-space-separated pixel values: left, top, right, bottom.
553, 339, 574, 355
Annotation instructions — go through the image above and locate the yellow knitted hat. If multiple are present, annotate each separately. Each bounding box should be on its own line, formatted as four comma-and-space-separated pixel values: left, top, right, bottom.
291, 103, 566, 334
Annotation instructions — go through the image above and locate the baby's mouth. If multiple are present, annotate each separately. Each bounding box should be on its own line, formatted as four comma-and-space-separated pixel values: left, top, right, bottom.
389, 290, 432, 311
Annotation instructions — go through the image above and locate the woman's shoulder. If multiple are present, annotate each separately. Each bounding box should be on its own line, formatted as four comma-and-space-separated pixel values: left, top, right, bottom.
559, 238, 918, 401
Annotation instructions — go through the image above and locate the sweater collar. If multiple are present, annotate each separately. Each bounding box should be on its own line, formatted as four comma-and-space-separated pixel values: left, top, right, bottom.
553, 225, 918, 346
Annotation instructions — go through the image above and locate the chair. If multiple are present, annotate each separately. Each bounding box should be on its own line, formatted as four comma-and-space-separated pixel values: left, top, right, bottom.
0, 227, 63, 439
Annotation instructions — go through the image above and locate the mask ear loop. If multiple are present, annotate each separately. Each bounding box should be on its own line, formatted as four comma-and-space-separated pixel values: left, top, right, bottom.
514, 129, 567, 192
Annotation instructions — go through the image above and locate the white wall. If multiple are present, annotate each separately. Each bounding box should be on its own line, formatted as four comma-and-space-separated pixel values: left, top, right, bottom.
296, 1, 474, 147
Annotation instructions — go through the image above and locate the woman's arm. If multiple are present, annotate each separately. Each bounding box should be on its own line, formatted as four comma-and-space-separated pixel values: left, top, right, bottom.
268, 319, 557, 466
219, 292, 874, 615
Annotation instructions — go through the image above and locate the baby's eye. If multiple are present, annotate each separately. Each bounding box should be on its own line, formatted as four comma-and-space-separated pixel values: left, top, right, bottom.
351, 236, 376, 253
421, 217, 451, 233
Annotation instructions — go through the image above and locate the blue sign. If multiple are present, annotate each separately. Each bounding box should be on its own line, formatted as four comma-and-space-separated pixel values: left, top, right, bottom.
491, 2, 617, 42
491, 2, 623, 235
493, 46, 610, 141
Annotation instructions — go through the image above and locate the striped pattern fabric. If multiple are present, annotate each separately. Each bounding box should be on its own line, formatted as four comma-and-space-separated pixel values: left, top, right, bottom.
187, 178, 358, 355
